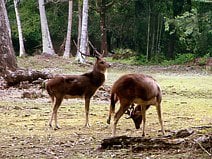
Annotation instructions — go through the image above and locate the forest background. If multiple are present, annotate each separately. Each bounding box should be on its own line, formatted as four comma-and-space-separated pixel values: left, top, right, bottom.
6, 0, 212, 64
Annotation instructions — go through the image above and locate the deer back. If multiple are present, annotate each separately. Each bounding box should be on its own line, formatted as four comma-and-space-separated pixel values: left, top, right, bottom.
112, 74, 160, 101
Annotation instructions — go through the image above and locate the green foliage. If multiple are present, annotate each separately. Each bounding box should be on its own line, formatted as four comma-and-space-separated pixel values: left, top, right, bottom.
111, 48, 138, 65
165, 9, 200, 54
45, 3, 68, 40
161, 53, 195, 65
175, 53, 195, 64
6, 0, 212, 61
197, 3, 212, 56
7, 0, 41, 54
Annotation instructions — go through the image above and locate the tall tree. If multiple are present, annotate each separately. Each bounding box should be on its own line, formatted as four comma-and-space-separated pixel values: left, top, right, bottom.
167, 0, 184, 59
76, 0, 82, 57
38, 0, 55, 55
146, 3, 151, 61
76, 0, 89, 63
95, 0, 114, 56
63, 0, 73, 58
14, 0, 26, 57
0, 0, 17, 74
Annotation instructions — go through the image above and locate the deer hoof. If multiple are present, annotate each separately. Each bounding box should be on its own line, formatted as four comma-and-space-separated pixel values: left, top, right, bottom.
49, 123, 52, 128
54, 125, 61, 130
107, 118, 110, 124
84, 123, 90, 128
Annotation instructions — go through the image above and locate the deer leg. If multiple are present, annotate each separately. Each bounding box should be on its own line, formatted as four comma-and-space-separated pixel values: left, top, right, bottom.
141, 105, 147, 137
156, 103, 165, 135
84, 98, 91, 128
49, 97, 63, 129
107, 104, 115, 124
112, 101, 131, 136
107, 95, 118, 124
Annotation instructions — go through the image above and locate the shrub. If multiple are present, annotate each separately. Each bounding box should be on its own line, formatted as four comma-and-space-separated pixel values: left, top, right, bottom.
175, 53, 195, 64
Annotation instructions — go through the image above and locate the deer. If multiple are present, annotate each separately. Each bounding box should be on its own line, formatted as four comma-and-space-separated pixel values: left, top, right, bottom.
107, 73, 165, 137
43, 56, 111, 129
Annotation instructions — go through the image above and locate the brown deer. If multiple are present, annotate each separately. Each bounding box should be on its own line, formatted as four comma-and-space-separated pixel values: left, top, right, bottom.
43, 56, 110, 129
107, 73, 165, 136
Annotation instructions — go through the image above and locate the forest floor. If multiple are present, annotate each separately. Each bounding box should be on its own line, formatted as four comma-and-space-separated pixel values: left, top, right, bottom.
0, 55, 211, 159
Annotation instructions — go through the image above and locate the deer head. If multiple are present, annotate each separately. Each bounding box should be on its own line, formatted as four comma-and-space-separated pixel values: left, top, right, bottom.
125, 104, 143, 129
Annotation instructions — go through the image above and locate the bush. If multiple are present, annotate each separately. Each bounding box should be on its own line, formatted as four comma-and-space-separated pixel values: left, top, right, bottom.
112, 49, 136, 60
175, 53, 195, 64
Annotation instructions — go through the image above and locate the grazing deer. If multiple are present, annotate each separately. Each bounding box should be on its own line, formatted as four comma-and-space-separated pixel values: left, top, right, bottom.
43, 56, 110, 129
107, 73, 165, 136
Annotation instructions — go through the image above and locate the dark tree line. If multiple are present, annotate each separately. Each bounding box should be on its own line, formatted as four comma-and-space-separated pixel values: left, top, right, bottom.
6, 0, 212, 61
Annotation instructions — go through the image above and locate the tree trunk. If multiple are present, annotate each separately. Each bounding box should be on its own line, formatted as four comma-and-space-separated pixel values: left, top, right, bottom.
63, 0, 73, 58
76, 0, 82, 57
76, 0, 89, 63
157, 14, 162, 55
100, 135, 183, 150
14, 0, 26, 57
38, 0, 55, 55
187, 0, 192, 12
99, 0, 108, 56
167, 32, 176, 59
167, 0, 184, 59
4, 69, 52, 86
146, 3, 151, 61
3, 0, 11, 38
150, 14, 156, 59
0, 0, 17, 74
155, 13, 160, 55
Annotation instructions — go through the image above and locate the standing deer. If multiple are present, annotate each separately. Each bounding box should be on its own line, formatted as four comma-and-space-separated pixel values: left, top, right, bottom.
43, 56, 110, 129
107, 73, 165, 136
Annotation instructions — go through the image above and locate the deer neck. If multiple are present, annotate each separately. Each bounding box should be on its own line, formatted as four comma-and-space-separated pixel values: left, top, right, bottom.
91, 70, 105, 87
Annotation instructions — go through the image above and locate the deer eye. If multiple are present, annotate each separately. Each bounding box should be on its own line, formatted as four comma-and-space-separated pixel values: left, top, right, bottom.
100, 61, 104, 64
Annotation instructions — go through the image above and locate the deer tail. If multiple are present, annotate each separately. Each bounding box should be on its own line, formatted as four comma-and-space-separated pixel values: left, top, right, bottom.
156, 85, 162, 104
110, 92, 117, 114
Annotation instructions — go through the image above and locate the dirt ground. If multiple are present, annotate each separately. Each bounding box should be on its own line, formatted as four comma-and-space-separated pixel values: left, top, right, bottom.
0, 56, 211, 158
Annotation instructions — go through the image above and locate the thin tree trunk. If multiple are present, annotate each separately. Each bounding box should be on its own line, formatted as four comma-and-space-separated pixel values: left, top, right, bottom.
63, 0, 73, 58
76, 0, 89, 63
146, 3, 150, 61
0, 0, 17, 74
150, 14, 156, 58
76, 0, 82, 58
157, 15, 163, 54
38, 0, 55, 55
167, 0, 184, 59
100, 0, 108, 56
14, 0, 26, 57
155, 13, 160, 55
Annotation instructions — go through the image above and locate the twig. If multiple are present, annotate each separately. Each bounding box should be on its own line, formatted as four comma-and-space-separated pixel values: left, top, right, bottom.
73, 40, 87, 59
196, 140, 211, 156
88, 41, 102, 57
